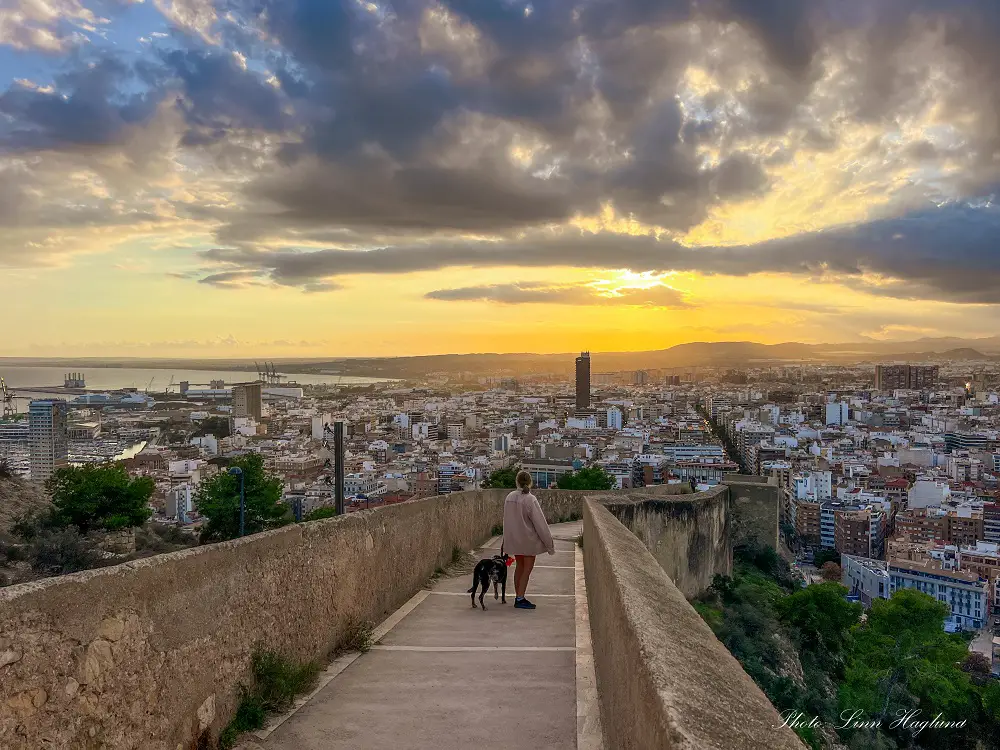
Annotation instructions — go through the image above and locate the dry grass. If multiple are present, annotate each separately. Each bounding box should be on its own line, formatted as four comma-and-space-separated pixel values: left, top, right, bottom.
0, 477, 51, 535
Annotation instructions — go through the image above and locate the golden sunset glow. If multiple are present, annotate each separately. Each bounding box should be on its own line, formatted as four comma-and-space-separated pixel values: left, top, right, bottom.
2, 0, 1000, 357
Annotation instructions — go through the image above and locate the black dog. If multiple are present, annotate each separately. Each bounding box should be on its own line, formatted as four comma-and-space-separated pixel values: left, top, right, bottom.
467, 553, 511, 610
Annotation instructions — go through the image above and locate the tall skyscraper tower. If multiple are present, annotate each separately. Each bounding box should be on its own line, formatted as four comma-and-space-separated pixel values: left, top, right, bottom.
575, 352, 591, 409
232, 381, 263, 419
29, 399, 68, 482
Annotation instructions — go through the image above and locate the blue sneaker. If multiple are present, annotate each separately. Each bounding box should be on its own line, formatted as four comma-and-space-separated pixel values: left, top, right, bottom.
514, 598, 536, 610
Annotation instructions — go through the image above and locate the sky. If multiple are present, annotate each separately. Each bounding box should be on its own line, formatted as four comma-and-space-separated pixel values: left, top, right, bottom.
3, 0, 1000, 358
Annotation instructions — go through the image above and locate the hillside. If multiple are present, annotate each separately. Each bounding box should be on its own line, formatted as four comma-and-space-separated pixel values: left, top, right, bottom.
0, 476, 51, 534
6, 334, 1000, 381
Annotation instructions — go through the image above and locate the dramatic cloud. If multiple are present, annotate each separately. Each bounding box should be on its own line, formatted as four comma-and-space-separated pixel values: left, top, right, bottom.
0, 57, 163, 150
425, 282, 692, 308
0, 0, 105, 53
5, 0, 1000, 354
197, 203, 1000, 304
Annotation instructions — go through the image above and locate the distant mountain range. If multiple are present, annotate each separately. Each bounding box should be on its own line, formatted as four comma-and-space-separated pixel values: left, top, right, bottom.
4, 336, 1000, 378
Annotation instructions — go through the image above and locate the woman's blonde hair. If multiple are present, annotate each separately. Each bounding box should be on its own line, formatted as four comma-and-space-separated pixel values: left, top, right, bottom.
516, 470, 532, 493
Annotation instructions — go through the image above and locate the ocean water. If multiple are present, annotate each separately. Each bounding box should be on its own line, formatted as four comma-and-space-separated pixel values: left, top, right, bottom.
0, 365, 388, 413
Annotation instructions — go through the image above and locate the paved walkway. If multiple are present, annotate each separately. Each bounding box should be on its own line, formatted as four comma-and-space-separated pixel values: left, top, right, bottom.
240, 521, 599, 750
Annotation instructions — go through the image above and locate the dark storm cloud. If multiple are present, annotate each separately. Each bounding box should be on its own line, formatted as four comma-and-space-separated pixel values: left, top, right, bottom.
236, 153, 586, 233
197, 270, 267, 288
0, 57, 162, 150
8, 0, 1000, 300
162, 49, 291, 137
198, 203, 1000, 303
207, 0, 858, 236
712, 153, 769, 198
715, 0, 818, 77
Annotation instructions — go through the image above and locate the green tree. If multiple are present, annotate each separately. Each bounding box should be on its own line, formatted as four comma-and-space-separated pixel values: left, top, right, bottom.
555, 466, 616, 491
778, 582, 861, 673
196, 454, 290, 542
813, 548, 840, 567
193, 416, 231, 438
482, 466, 518, 489
46, 463, 153, 533
839, 589, 978, 748
304, 506, 338, 522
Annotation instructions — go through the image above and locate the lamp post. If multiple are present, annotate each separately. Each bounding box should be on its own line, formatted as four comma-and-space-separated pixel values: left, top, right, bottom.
334, 421, 345, 516
228, 466, 246, 537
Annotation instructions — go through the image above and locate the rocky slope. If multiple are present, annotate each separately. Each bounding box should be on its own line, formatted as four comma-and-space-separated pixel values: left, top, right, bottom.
0, 476, 51, 534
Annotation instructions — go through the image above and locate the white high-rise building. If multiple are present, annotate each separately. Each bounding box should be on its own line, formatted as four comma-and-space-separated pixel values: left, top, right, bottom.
607, 407, 623, 430
825, 401, 850, 426
29, 399, 69, 483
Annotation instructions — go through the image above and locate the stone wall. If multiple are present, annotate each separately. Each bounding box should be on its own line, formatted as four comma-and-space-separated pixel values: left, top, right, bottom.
597, 480, 782, 598
0, 484, 689, 749
583, 498, 804, 750
598, 486, 731, 598
723, 476, 782, 551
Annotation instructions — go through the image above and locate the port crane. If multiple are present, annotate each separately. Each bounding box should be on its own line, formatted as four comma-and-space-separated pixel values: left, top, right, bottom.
0, 377, 15, 419
254, 361, 287, 386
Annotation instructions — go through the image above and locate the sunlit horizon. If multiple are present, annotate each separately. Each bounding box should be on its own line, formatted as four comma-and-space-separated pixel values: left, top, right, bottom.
3, 1, 1000, 357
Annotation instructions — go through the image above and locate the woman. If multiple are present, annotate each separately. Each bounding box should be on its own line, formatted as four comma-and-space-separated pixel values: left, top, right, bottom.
502, 470, 555, 610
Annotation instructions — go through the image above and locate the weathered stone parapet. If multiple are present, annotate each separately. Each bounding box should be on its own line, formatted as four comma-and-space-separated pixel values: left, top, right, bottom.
583, 498, 804, 750
597, 486, 731, 598
90, 528, 136, 555
723, 475, 781, 551
0, 482, 697, 748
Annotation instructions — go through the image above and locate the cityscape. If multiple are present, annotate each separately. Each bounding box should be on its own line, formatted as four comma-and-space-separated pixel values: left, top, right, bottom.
4, 0, 1000, 747
4, 349, 1000, 747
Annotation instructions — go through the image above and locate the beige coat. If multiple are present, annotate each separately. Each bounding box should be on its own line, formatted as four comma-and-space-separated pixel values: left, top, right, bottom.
502, 490, 555, 556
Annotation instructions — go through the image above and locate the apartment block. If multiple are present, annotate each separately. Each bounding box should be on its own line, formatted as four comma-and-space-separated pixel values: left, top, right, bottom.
28, 399, 69, 483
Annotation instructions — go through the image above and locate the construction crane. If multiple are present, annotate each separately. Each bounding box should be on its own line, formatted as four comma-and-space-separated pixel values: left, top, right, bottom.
268, 361, 286, 385
0, 377, 16, 419
145, 376, 155, 393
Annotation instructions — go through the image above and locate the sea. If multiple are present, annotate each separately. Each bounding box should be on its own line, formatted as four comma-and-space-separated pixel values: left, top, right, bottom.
0, 365, 389, 413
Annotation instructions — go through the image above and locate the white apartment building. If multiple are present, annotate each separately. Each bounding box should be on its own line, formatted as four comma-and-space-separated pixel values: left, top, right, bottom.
889, 559, 989, 630
825, 401, 850, 426
312, 413, 333, 440
908, 480, 951, 509
166, 484, 193, 522
344, 472, 385, 498
169, 459, 202, 486
844, 555, 990, 629
705, 395, 731, 419
607, 407, 623, 430
794, 470, 832, 501
29, 399, 69, 482
842, 555, 891, 607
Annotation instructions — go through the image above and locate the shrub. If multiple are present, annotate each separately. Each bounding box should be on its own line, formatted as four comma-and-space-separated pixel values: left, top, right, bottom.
47, 464, 153, 533
304, 506, 338, 522
28, 527, 102, 575
219, 650, 320, 749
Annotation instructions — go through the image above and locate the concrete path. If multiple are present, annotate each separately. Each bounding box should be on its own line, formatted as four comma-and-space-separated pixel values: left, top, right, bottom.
242, 521, 599, 750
